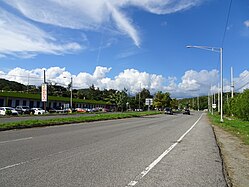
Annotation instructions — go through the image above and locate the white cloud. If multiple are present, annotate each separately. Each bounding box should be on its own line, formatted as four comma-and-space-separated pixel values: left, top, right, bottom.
179, 69, 218, 91
2, 0, 202, 56
0, 7, 82, 58
1, 66, 243, 98
244, 20, 249, 28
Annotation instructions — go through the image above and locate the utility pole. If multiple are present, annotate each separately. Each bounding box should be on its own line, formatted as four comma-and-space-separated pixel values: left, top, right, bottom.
70, 77, 73, 112
218, 83, 220, 113
197, 96, 199, 111
211, 91, 213, 115
139, 83, 141, 110
214, 91, 216, 112
220, 48, 223, 122
231, 67, 234, 98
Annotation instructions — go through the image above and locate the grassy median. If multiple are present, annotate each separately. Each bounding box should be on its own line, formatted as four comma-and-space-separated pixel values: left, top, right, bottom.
208, 113, 249, 145
0, 111, 162, 131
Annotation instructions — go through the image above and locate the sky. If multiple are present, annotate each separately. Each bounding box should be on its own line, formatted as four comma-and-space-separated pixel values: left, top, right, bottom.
0, 0, 249, 98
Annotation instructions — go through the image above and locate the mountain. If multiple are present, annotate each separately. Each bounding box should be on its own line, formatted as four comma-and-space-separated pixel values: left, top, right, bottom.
0, 78, 27, 91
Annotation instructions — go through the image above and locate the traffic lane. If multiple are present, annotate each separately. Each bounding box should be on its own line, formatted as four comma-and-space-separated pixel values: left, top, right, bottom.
0, 113, 97, 124
138, 114, 227, 187
0, 112, 205, 186
0, 113, 189, 168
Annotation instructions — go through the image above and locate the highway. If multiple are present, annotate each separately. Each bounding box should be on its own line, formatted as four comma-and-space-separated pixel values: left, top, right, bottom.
0, 112, 227, 187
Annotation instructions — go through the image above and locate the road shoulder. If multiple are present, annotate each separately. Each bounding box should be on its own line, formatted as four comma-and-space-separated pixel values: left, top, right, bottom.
212, 125, 249, 187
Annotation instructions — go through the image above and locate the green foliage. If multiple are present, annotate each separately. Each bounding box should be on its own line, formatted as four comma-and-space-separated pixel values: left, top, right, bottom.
5, 109, 12, 115
154, 91, 171, 110
208, 113, 249, 145
107, 89, 128, 111
0, 78, 27, 91
225, 89, 249, 121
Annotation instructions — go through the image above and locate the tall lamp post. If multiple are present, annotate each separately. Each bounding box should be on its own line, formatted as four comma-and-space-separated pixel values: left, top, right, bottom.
186, 45, 223, 122
64, 76, 73, 112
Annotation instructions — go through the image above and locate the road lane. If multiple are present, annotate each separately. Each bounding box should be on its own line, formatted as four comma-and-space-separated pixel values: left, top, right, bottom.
0, 112, 227, 186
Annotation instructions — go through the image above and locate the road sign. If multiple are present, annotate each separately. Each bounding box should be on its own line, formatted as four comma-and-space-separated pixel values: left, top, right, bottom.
41, 83, 47, 102
145, 98, 153, 106
212, 104, 217, 109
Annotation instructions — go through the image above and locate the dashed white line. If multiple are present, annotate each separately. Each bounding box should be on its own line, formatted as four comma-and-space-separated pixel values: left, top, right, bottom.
0, 162, 26, 171
0, 137, 32, 144
126, 113, 204, 186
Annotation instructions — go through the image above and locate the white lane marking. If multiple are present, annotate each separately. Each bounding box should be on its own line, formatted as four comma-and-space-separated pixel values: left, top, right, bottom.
0, 137, 32, 144
0, 157, 40, 171
0, 162, 26, 171
126, 113, 204, 187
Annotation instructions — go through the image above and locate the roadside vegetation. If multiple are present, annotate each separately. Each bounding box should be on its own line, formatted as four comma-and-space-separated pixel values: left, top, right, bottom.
0, 111, 162, 131
209, 113, 249, 145
208, 89, 249, 145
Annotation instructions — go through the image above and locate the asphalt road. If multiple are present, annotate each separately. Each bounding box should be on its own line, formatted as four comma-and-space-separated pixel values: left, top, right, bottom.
0, 112, 227, 187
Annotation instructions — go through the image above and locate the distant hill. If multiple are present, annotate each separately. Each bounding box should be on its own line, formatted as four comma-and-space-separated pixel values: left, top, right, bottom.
0, 78, 27, 91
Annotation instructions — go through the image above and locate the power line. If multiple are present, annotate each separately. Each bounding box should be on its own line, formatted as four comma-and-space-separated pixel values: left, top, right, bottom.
234, 72, 249, 86
235, 81, 249, 91
221, 0, 233, 47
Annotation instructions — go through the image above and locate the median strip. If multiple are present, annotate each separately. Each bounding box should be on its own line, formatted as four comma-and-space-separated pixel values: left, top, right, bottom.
0, 111, 161, 131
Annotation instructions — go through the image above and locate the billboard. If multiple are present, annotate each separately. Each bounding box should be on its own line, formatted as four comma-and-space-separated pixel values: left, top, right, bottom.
41, 83, 47, 102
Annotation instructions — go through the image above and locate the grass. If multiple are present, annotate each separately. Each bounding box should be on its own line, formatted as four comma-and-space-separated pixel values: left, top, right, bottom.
208, 113, 249, 145
0, 111, 162, 131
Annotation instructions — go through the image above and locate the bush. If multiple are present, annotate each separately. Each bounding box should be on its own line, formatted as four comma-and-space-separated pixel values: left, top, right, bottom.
226, 89, 249, 121
5, 109, 12, 115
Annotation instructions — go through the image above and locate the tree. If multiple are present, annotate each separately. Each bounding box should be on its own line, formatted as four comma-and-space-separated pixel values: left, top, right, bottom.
153, 91, 172, 110
108, 89, 128, 111
170, 98, 178, 109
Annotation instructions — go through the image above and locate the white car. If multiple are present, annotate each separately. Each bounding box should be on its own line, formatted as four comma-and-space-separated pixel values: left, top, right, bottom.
31, 108, 46, 115
0, 107, 19, 116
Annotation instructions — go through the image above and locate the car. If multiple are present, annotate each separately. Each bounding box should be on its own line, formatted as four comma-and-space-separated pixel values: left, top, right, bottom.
15, 106, 30, 114
164, 107, 173, 115
46, 107, 57, 113
0, 107, 19, 116
75, 108, 86, 113
183, 109, 190, 115
30, 108, 46, 115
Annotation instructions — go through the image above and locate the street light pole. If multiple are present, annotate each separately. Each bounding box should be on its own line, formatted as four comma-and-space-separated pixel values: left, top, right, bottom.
220, 48, 223, 122
70, 77, 73, 112
186, 45, 223, 122
64, 76, 73, 113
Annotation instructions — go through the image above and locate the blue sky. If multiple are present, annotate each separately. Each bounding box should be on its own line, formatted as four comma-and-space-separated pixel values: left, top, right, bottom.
0, 0, 249, 98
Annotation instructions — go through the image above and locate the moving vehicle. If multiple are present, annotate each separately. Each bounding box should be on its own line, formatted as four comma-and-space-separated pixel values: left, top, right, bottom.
30, 108, 46, 115
164, 107, 173, 115
0, 107, 19, 116
183, 109, 190, 115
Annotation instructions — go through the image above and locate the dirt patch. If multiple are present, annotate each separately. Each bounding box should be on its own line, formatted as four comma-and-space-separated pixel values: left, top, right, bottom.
213, 125, 249, 187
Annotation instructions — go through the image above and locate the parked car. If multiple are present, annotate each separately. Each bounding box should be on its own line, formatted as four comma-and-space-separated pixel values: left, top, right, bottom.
75, 108, 86, 113
183, 109, 190, 115
164, 107, 173, 115
15, 106, 30, 114
53, 106, 69, 113
30, 108, 46, 115
0, 107, 19, 116
46, 107, 57, 113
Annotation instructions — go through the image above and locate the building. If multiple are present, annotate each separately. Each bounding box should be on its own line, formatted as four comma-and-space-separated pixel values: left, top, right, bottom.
0, 91, 114, 110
